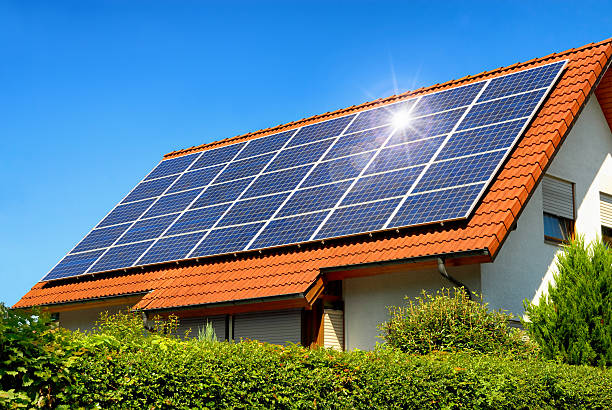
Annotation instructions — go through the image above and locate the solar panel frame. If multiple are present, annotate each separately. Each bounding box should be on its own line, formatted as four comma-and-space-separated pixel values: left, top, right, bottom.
41, 60, 567, 282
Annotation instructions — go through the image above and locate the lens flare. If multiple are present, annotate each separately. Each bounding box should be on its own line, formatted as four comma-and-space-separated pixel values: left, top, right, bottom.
392, 110, 412, 129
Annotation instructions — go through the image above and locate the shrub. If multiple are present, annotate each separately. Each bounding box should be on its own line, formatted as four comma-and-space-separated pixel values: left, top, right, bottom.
379, 288, 536, 356
0, 304, 75, 408
197, 321, 218, 342
524, 237, 612, 366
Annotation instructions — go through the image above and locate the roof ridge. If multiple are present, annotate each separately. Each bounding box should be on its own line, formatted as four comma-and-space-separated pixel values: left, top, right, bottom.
163, 37, 612, 159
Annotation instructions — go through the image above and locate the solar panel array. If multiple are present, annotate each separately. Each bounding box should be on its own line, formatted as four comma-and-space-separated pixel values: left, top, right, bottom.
43, 60, 567, 281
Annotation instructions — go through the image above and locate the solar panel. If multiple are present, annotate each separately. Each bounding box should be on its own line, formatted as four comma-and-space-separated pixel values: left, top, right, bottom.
42, 60, 567, 281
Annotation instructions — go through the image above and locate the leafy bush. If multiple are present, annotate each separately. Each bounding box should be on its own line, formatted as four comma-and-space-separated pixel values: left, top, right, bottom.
379, 288, 536, 356
0, 304, 75, 408
524, 237, 612, 366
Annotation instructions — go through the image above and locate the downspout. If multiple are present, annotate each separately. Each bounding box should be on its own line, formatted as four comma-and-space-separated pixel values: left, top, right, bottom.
437, 258, 473, 300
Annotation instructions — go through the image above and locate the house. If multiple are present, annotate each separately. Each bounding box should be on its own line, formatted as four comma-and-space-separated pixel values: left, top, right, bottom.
14, 38, 612, 351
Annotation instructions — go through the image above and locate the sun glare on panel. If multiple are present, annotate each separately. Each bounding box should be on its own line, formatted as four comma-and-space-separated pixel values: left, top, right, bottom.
392, 110, 412, 129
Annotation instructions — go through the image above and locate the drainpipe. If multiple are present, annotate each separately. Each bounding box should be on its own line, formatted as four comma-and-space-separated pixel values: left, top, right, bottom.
437, 258, 473, 300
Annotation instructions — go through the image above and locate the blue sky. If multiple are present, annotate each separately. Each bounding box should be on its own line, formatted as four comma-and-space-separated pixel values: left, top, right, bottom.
1, 0, 611, 306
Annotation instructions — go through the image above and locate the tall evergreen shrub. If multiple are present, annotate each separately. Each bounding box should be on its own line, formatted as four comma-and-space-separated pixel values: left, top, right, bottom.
524, 238, 612, 366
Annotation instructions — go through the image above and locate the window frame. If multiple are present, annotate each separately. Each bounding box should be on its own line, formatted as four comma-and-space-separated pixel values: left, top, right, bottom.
542, 175, 575, 245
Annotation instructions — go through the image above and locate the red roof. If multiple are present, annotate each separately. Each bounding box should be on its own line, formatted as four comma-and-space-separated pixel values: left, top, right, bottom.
14, 38, 612, 311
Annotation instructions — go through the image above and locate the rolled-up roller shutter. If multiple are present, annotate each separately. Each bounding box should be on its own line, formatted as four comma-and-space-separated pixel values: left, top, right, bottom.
323, 309, 344, 351
601, 193, 612, 228
542, 176, 574, 219
175, 315, 226, 340
233, 309, 301, 345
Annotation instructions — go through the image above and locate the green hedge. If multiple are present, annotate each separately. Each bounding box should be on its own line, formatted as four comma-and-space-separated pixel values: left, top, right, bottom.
3, 309, 612, 409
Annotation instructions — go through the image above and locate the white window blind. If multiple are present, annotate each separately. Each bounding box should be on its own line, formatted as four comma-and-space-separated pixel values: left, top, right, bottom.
542, 175, 574, 219
601, 193, 612, 228
323, 309, 344, 351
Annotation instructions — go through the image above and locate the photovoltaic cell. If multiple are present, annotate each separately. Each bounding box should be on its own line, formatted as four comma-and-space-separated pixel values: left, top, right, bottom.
250, 212, 328, 249
191, 222, 265, 257
71, 223, 131, 253
414, 150, 506, 193
41, 61, 566, 281
167, 165, 223, 193
341, 166, 424, 206
478, 61, 565, 102
165, 204, 230, 236
236, 131, 294, 160
242, 165, 310, 198
389, 183, 485, 227
458, 88, 546, 131
89, 241, 154, 273
190, 177, 255, 209
145, 153, 199, 180
217, 193, 289, 227
315, 198, 402, 239
121, 175, 178, 204
277, 181, 352, 217
117, 214, 177, 245
189, 142, 245, 171
138, 232, 206, 265
97, 199, 155, 228
302, 151, 374, 187
142, 188, 202, 218
364, 136, 444, 175
288, 115, 355, 147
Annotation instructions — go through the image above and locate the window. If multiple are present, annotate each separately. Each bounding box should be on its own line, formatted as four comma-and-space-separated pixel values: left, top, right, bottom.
601, 193, 612, 246
542, 175, 575, 243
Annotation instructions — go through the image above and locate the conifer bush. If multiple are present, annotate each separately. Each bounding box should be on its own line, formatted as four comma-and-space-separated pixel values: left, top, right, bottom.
524, 237, 612, 366
379, 288, 536, 355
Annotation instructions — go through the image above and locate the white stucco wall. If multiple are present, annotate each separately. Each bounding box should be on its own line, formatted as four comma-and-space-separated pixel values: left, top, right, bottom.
343, 264, 481, 350
59, 304, 132, 332
481, 97, 612, 317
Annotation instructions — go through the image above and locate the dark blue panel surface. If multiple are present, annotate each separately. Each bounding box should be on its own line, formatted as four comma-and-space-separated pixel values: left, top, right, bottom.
190, 177, 254, 209
364, 136, 444, 175
277, 181, 352, 217
138, 232, 206, 265
72, 223, 131, 253
90, 241, 153, 273
250, 212, 328, 248
216, 153, 274, 183
458, 88, 546, 131
236, 131, 294, 160
389, 183, 485, 227
325, 126, 391, 160
166, 204, 230, 236
414, 150, 506, 193
346, 100, 416, 133
192, 222, 265, 257
242, 165, 310, 198
217, 193, 289, 227
478, 61, 564, 102
342, 166, 424, 206
143, 188, 202, 218
315, 198, 401, 239
267, 138, 334, 172
98, 199, 155, 228
117, 214, 177, 244
121, 175, 178, 204
43, 249, 106, 280
387, 107, 466, 146
303, 151, 374, 187
288, 115, 356, 147
412, 82, 485, 116
167, 165, 223, 193
437, 119, 524, 161
145, 153, 199, 181
190, 142, 245, 170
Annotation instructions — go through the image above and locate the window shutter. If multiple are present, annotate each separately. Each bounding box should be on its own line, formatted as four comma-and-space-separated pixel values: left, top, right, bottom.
175, 315, 226, 340
601, 193, 612, 228
233, 309, 301, 345
323, 309, 344, 351
542, 176, 574, 219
